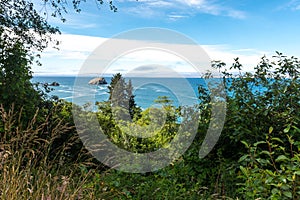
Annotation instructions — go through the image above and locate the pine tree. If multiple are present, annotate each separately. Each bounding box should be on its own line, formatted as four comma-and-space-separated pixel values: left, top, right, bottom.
107, 73, 141, 120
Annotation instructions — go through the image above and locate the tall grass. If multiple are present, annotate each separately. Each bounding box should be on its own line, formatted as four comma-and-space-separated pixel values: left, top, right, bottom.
0, 104, 234, 199
0, 104, 111, 199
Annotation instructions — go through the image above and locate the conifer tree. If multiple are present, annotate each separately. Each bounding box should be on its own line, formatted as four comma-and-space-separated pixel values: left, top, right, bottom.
108, 73, 141, 120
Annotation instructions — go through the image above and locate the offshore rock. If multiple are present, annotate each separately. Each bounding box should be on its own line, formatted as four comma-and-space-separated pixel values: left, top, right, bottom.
88, 77, 107, 85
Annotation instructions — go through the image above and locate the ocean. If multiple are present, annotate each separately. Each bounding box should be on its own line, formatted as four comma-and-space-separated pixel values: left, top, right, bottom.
32, 76, 208, 109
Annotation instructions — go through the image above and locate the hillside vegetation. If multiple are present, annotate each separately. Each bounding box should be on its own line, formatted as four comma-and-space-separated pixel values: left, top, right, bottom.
1, 53, 300, 199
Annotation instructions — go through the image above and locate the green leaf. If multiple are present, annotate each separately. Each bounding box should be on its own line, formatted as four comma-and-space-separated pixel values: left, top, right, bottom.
294, 171, 300, 175
275, 155, 289, 162
269, 126, 274, 134
284, 125, 291, 133
283, 191, 292, 198
260, 150, 271, 156
271, 137, 284, 144
253, 141, 266, 147
240, 166, 248, 176
265, 177, 274, 184
266, 169, 275, 176
271, 188, 280, 195
238, 155, 249, 162
292, 126, 300, 133
280, 177, 287, 184
241, 141, 249, 148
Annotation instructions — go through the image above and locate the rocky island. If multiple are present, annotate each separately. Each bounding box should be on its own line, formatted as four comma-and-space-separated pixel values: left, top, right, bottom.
88, 77, 107, 85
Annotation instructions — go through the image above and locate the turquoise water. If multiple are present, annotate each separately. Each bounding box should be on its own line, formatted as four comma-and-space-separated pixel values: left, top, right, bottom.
32, 76, 207, 109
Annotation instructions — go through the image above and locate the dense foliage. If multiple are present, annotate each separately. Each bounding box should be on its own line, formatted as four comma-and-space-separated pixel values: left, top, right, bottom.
1, 1, 300, 199
82, 53, 300, 199
0, 0, 117, 121
1, 53, 300, 198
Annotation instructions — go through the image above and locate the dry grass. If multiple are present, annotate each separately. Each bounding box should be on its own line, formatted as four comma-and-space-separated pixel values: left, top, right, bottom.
0, 104, 109, 199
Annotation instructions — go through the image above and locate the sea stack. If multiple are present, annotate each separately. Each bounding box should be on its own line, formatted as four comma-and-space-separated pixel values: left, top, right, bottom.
88, 77, 107, 85
49, 81, 60, 86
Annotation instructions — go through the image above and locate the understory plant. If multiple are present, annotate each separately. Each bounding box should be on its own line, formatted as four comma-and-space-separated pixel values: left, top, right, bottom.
203, 52, 300, 198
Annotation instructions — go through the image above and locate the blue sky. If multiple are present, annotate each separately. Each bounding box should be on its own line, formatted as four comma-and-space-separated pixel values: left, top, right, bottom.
33, 0, 300, 76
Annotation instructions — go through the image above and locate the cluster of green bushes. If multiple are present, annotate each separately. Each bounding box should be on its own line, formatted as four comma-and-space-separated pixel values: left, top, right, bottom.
1, 53, 300, 199
197, 53, 300, 199
1, 1, 300, 198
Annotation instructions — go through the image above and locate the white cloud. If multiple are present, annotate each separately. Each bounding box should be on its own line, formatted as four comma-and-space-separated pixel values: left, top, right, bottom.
146, 0, 174, 7
33, 34, 106, 75
277, 0, 300, 11
180, 0, 206, 6
118, 0, 246, 19
202, 45, 270, 71
127, 6, 161, 18
226, 9, 246, 19
33, 33, 269, 76
168, 14, 189, 21
42, 33, 106, 58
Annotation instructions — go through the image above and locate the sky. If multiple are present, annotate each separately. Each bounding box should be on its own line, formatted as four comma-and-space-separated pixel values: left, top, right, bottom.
33, 0, 300, 76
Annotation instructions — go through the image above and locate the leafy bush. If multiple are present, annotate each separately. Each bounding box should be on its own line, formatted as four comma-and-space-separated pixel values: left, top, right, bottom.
238, 131, 300, 199
194, 52, 300, 198
2, 52, 300, 199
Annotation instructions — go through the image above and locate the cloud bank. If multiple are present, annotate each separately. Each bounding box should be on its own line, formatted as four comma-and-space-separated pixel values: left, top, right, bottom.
33, 33, 269, 76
